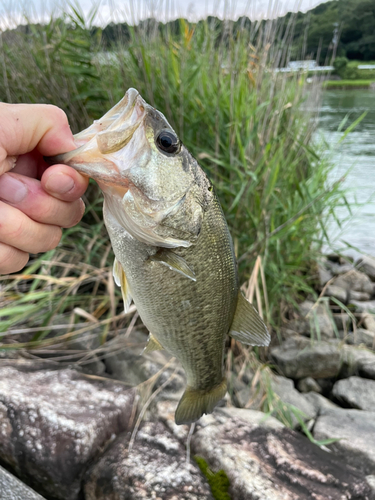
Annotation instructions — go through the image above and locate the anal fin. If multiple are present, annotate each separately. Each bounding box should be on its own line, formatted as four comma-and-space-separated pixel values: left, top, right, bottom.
149, 249, 196, 282
113, 257, 133, 313
143, 333, 164, 354
175, 378, 227, 425
229, 292, 270, 346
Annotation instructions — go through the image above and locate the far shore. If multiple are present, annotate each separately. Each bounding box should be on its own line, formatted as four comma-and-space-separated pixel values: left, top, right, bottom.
323, 80, 375, 90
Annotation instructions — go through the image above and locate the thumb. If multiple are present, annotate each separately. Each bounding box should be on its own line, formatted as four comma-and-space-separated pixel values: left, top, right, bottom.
0, 103, 76, 176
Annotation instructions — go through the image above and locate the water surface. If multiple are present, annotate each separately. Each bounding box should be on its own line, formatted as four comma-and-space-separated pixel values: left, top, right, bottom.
316, 89, 375, 258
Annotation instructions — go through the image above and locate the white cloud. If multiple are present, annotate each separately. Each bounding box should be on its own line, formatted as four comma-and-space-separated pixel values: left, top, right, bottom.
0, 0, 330, 30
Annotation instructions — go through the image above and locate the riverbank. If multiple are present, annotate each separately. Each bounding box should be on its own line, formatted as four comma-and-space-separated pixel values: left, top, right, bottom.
1, 254, 375, 499
324, 80, 375, 89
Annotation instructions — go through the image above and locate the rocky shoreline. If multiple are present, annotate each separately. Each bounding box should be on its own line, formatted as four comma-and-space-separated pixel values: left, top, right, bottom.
1, 254, 375, 499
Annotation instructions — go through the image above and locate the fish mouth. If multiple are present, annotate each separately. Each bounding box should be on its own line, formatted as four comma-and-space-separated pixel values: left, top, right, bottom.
45, 88, 147, 187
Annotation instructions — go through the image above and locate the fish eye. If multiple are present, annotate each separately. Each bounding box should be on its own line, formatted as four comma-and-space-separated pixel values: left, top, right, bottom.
156, 130, 180, 155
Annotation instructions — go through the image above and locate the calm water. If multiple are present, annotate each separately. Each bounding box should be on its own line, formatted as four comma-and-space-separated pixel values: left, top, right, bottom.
316, 90, 375, 258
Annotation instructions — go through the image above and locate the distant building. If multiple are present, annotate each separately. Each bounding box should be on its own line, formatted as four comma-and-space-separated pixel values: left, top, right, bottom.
288, 60, 317, 70
275, 60, 334, 73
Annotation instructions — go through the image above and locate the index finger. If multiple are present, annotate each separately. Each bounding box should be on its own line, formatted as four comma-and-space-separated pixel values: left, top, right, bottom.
0, 103, 76, 176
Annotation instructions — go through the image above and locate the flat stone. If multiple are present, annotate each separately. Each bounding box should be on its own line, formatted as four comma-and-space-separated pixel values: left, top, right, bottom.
84, 420, 213, 500
332, 376, 375, 410
303, 392, 339, 414
191, 409, 372, 499
0, 361, 137, 500
299, 300, 335, 338
286, 300, 335, 338
349, 290, 372, 301
362, 313, 375, 333
314, 408, 375, 475
326, 261, 355, 276
297, 377, 322, 393
357, 256, 375, 281
346, 328, 375, 349
217, 407, 285, 430
333, 269, 373, 295
270, 337, 341, 379
324, 285, 347, 303
350, 300, 375, 313
271, 376, 316, 426
367, 475, 375, 496
234, 386, 262, 409
0, 465, 46, 500
318, 263, 333, 286
332, 312, 351, 331
341, 345, 375, 379
104, 335, 186, 394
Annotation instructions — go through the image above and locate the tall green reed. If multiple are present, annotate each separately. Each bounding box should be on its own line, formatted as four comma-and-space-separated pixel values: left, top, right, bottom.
0, 3, 345, 348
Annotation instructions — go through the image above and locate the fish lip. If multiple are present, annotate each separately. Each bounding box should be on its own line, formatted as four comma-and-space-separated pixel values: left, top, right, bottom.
44, 88, 146, 184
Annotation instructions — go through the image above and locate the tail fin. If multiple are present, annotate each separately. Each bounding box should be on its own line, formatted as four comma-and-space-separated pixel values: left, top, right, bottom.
175, 378, 227, 425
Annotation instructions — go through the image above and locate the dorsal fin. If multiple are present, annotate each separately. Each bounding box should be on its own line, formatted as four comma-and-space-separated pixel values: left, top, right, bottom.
229, 292, 270, 346
113, 258, 133, 313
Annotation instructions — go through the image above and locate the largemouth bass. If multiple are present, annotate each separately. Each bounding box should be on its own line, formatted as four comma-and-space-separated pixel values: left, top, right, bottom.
47, 88, 270, 424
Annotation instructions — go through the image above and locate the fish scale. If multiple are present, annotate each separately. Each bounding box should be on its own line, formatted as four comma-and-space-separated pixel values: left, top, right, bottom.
106, 193, 237, 391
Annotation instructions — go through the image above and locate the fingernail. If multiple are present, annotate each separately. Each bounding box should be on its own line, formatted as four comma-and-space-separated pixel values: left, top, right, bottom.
45, 172, 75, 194
0, 174, 28, 204
0, 155, 18, 176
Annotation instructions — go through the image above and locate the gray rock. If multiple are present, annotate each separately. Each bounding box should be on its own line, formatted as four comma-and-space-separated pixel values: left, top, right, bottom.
191, 409, 372, 499
0, 465, 46, 500
349, 300, 375, 313
29, 314, 106, 376
300, 300, 335, 338
341, 345, 375, 379
346, 328, 375, 349
367, 476, 375, 496
286, 300, 335, 338
332, 312, 351, 331
332, 376, 375, 410
297, 377, 322, 393
326, 260, 355, 276
362, 313, 375, 332
84, 420, 213, 500
234, 386, 260, 409
271, 376, 316, 426
314, 408, 375, 475
333, 269, 373, 295
303, 392, 339, 414
270, 337, 341, 379
357, 256, 375, 281
349, 290, 372, 301
324, 285, 348, 303
216, 407, 285, 430
104, 335, 186, 394
0, 362, 137, 500
232, 377, 263, 409
318, 263, 333, 286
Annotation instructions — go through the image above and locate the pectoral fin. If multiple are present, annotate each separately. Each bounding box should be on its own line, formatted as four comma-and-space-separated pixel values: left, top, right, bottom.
142, 333, 164, 354
113, 258, 133, 313
229, 292, 270, 346
149, 250, 196, 281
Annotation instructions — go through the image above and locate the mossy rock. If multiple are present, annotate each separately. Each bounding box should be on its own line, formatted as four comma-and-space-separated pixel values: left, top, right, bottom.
194, 456, 231, 500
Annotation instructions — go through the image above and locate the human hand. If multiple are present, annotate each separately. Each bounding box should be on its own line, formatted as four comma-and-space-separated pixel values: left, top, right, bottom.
0, 103, 88, 274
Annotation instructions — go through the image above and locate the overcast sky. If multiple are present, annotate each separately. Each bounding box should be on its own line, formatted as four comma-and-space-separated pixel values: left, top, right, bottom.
1, 0, 332, 29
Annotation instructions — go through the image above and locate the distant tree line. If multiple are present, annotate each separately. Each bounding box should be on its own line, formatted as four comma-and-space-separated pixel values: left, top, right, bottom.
98, 0, 374, 63
3, 0, 374, 65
